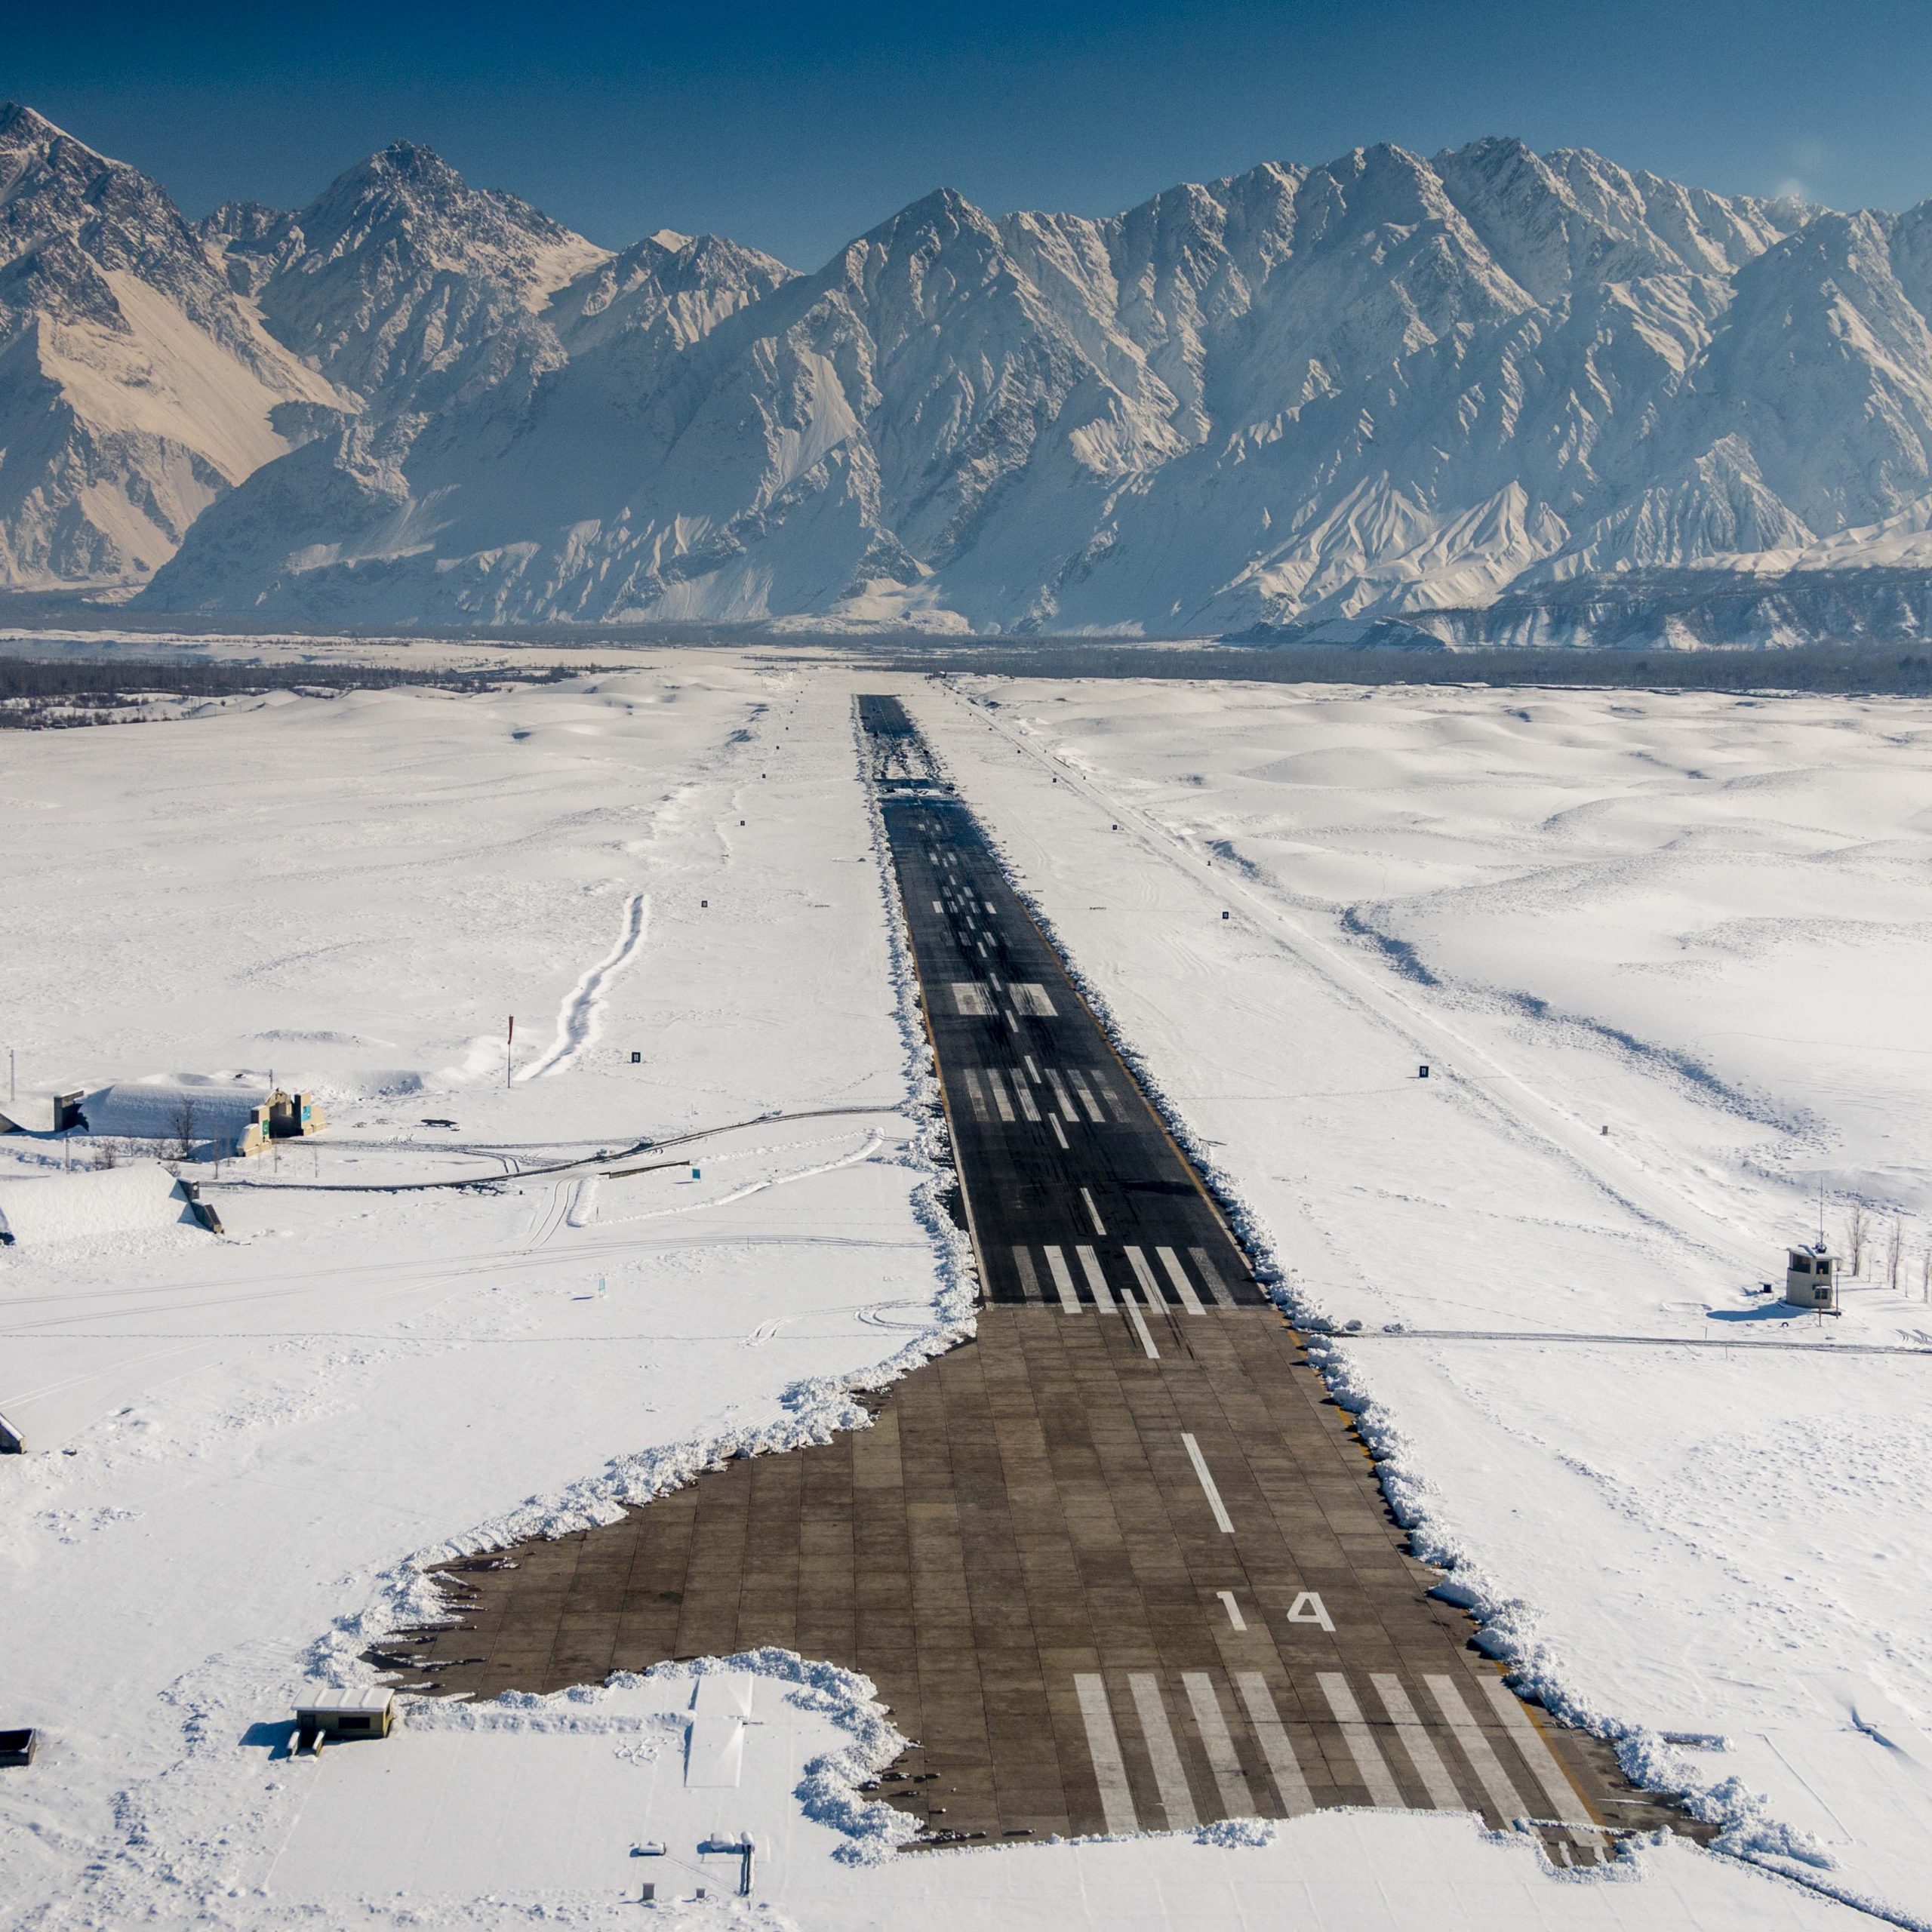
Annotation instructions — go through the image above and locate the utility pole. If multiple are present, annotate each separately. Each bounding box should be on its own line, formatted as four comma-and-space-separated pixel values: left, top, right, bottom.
506, 1015, 515, 1091
8, 1047, 14, 1107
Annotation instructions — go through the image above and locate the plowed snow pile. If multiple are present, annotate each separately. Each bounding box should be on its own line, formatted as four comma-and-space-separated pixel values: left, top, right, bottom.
0, 1160, 192, 1244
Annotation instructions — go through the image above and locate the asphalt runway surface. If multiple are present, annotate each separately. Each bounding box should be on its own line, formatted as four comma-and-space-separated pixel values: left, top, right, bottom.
388, 695, 1689, 1860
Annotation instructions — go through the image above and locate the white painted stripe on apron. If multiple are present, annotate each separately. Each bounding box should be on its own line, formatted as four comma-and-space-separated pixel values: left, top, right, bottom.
1074, 1676, 1139, 1835
1477, 1677, 1606, 1848
1181, 1432, 1235, 1534
1124, 1244, 1165, 1306
1075, 1245, 1115, 1312
1043, 1244, 1084, 1314
1188, 1246, 1239, 1307
1044, 1068, 1081, 1123
1066, 1068, 1107, 1122
1423, 1675, 1531, 1825
984, 1066, 1016, 1123
1182, 1673, 1256, 1817
1158, 1246, 1206, 1314
1011, 1246, 1047, 1303
1371, 1674, 1463, 1810
1235, 1672, 1314, 1817
1318, 1674, 1404, 1807
1128, 1675, 1198, 1829
960, 1068, 992, 1123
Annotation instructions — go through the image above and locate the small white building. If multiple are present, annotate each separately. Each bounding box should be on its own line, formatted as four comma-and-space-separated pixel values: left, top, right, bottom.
1785, 1246, 1841, 1312
294, 1687, 395, 1751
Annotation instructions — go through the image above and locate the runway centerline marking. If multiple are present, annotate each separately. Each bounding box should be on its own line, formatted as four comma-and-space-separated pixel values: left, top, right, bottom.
1181, 1431, 1235, 1533
1081, 1186, 1107, 1235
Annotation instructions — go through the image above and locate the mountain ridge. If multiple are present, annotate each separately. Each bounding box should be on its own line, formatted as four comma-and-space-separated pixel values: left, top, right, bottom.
6, 100, 1932, 641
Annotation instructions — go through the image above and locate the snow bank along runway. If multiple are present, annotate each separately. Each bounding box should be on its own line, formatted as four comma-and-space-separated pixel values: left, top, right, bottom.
397, 697, 1679, 1860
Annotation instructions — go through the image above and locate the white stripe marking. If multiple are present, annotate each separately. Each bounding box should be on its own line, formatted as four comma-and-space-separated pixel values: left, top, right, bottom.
1128, 1676, 1198, 1829
1011, 1073, 1040, 1122
1318, 1674, 1404, 1807
1216, 1590, 1246, 1632
1075, 1245, 1115, 1312
1124, 1245, 1166, 1306
1183, 1674, 1256, 1817
1478, 1677, 1605, 1847
949, 983, 992, 1016
1091, 1072, 1133, 1124
984, 1067, 1016, 1123
1023, 1055, 1041, 1083
1011, 1246, 1046, 1303
1080, 1186, 1106, 1235
1157, 1246, 1206, 1314
1043, 1244, 1083, 1314
1066, 1068, 1106, 1122
1123, 1294, 1160, 1358
1189, 1246, 1238, 1308
1044, 1068, 1081, 1123
1371, 1674, 1463, 1811
1074, 1676, 1139, 1834
1235, 1674, 1313, 1817
1180, 1432, 1235, 1534
960, 1068, 992, 1123
1048, 1113, 1069, 1149
931, 899, 944, 914
1423, 1675, 1531, 1826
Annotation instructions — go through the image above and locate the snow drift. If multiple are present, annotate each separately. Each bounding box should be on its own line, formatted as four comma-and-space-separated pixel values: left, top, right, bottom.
0, 1160, 197, 1245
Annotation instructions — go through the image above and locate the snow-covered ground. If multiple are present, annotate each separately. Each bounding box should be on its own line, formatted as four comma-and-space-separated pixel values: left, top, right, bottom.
913, 674, 1932, 1925
0, 658, 1916, 1930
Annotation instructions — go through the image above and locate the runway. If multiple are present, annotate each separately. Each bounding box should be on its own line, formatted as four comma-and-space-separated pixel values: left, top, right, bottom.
388, 695, 1688, 1858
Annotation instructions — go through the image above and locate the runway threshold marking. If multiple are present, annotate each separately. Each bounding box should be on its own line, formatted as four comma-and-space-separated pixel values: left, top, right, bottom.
1425, 1675, 1531, 1823
1080, 1186, 1106, 1235
1128, 1675, 1200, 1829
1075, 1244, 1115, 1311
1183, 1672, 1258, 1817
1075, 1675, 1140, 1833
1318, 1673, 1405, 1807
1181, 1431, 1235, 1532
1235, 1673, 1315, 1816
1371, 1672, 1464, 1812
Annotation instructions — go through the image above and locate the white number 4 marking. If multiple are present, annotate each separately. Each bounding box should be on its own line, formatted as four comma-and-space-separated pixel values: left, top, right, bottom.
1285, 1591, 1336, 1633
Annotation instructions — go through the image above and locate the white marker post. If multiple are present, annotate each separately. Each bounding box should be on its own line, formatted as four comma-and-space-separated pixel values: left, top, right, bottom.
506, 1014, 515, 1090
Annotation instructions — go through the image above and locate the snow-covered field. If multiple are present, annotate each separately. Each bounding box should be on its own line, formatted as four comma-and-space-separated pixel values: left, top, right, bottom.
915, 675, 1932, 1924
0, 657, 1920, 1930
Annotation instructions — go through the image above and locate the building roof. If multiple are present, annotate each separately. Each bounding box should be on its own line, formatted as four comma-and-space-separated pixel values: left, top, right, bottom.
295, 1687, 395, 1715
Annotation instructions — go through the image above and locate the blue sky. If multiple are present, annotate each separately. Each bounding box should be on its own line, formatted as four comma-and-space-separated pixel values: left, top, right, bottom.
8, 1, 1930, 267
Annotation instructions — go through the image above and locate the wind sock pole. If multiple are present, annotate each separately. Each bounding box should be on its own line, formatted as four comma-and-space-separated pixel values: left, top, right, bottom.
506, 1015, 515, 1091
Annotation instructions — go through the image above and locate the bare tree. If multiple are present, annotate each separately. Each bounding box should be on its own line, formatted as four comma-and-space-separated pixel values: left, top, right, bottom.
1921, 1244, 1932, 1303
168, 1099, 201, 1165
1887, 1219, 1906, 1293
89, 1136, 119, 1170
1845, 1203, 1869, 1276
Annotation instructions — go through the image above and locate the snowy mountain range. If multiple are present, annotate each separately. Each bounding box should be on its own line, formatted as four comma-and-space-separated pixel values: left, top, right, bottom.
8, 99, 1932, 638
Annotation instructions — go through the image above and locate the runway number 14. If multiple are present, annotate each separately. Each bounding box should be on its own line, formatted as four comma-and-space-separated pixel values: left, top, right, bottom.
1284, 1591, 1336, 1633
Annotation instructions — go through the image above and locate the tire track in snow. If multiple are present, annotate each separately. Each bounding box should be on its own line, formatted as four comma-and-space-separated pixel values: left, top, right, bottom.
518, 891, 649, 1081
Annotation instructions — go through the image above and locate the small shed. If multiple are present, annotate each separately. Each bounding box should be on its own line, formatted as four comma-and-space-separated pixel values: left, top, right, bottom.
294, 1687, 395, 1751
1785, 1246, 1841, 1312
